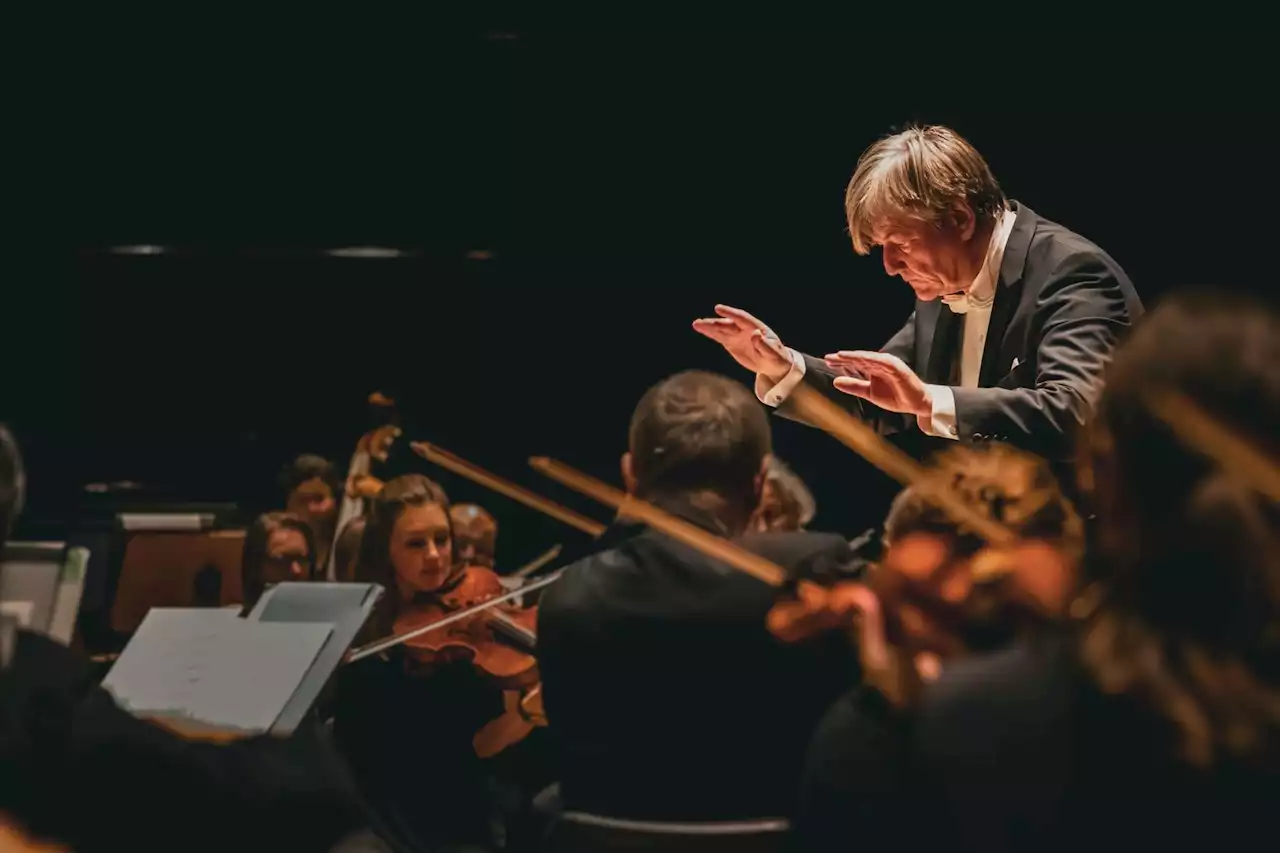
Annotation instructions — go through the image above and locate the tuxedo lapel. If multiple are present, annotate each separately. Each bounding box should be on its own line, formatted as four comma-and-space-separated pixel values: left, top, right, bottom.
978, 201, 1035, 387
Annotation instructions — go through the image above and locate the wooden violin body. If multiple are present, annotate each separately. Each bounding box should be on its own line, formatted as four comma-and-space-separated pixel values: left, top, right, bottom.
395, 565, 539, 689
394, 565, 545, 756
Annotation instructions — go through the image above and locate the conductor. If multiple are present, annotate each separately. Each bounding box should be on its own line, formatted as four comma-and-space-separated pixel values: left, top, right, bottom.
694, 124, 1143, 462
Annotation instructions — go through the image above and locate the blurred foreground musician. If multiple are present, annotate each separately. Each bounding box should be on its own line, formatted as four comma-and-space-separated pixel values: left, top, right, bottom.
794, 443, 1083, 853
536, 371, 860, 824
841, 292, 1280, 851
0, 425, 369, 853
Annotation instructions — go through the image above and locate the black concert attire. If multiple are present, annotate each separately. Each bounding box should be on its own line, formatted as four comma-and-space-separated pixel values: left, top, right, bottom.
331, 646, 505, 852
764, 202, 1143, 466
536, 502, 860, 822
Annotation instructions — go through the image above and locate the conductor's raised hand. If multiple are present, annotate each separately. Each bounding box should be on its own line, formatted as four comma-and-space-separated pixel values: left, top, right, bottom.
692, 305, 793, 382
824, 350, 933, 418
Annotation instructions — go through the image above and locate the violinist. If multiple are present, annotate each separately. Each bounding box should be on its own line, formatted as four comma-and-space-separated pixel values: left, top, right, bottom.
536, 370, 859, 824
790, 442, 1082, 853
450, 504, 497, 569
239, 511, 318, 611
330, 474, 509, 852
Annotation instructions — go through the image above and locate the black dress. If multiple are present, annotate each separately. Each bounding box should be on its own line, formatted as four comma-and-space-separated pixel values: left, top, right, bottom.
331, 649, 505, 851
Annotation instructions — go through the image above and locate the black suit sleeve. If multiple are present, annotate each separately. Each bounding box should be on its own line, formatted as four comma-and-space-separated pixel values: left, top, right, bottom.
0, 630, 364, 853
951, 254, 1135, 459
774, 312, 917, 436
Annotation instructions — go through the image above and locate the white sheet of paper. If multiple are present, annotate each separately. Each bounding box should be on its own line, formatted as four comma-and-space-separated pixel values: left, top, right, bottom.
0, 601, 35, 627
103, 608, 333, 733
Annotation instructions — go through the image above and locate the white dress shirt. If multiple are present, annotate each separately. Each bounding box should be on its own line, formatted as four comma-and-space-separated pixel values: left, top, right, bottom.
756, 207, 1017, 440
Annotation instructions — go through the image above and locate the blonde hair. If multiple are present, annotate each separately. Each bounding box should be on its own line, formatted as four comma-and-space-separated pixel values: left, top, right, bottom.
844, 124, 1006, 255
884, 442, 1083, 560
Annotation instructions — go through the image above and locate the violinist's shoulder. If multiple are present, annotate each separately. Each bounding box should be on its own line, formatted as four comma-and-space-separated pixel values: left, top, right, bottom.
736, 529, 867, 583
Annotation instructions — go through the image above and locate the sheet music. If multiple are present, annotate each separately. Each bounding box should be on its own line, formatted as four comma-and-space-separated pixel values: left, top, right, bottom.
103, 608, 332, 734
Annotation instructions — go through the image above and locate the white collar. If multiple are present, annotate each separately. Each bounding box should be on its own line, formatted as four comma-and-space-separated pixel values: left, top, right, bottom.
942, 207, 1016, 315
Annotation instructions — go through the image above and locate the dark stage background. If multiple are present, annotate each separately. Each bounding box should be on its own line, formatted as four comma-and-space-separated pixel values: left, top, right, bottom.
6, 30, 1268, 567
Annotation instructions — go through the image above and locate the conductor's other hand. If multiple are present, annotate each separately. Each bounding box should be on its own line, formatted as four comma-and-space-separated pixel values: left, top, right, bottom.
692, 305, 793, 382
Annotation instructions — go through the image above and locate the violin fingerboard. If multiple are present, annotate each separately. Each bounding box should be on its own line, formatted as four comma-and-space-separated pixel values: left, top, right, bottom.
488, 611, 537, 653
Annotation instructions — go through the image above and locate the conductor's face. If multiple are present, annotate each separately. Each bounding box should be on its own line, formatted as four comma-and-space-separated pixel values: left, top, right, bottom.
873, 210, 979, 301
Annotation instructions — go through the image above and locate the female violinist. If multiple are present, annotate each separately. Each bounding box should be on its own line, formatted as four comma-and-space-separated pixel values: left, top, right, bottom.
330, 474, 530, 852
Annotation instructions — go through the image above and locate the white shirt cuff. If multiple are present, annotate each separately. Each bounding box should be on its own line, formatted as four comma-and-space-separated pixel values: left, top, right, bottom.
917, 384, 959, 440
755, 348, 807, 407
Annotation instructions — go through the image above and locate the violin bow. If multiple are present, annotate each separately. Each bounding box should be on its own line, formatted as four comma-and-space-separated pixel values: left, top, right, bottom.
528, 458, 790, 587
528, 382, 1025, 587
1144, 389, 1280, 503
411, 441, 607, 536
346, 560, 563, 663
785, 384, 1016, 547
512, 544, 563, 578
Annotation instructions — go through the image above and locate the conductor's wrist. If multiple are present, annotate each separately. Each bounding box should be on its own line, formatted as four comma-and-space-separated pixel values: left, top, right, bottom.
761, 364, 792, 385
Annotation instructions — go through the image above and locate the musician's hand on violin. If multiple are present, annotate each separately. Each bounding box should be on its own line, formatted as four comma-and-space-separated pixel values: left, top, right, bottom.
347, 474, 385, 499
368, 425, 401, 462
692, 305, 794, 383
767, 581, 858, 642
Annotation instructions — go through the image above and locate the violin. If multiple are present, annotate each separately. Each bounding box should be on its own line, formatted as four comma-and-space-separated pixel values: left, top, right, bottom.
389, 563, 546, 758
394, 564, 540, 689
765, 534, 1072, 706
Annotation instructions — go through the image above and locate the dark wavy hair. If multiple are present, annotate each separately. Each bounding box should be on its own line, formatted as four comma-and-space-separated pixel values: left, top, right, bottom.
1077, 289, 1280, 769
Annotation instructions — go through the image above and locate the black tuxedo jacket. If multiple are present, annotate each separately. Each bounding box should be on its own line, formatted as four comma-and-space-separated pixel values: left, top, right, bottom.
536, 509, 860, 822
779, 202, 1143, 462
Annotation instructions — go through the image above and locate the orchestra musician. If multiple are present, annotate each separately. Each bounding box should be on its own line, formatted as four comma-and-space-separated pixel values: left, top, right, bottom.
789, 443, 1083, 853
0, 425, 368, 853
694, 124, 1144, 466
330, 474, 510, 852
279, 454, 342, 573
749, 456, 817, 533
239, 511, 318, 611
535, 370, 860, 824
450, 504, 498, 569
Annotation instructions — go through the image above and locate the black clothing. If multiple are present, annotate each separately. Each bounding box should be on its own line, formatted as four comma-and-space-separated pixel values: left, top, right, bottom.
793, 685, 907, 853
537, 509, 859, 821
780, 202, 1144, 463
800, 635, 1280, 852
0, 628, 363, 853
332, 651, 505, 851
